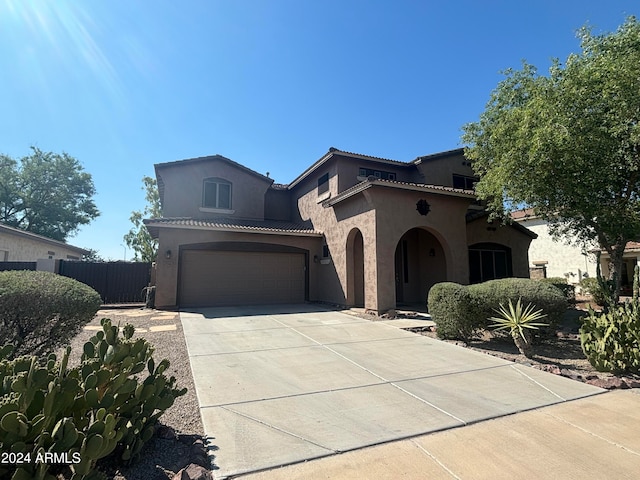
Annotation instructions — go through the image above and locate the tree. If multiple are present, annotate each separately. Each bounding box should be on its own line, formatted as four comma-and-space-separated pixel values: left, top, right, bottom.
123, 176, 161, 263
462, 17, 640, 301
0, 147, 99, 241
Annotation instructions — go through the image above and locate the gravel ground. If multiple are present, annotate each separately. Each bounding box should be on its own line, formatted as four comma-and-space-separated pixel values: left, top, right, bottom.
63, 307, 207, 480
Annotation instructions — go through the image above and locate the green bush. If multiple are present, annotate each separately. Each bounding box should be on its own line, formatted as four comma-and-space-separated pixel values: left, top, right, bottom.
428, 282, 482, 342
0, 270, 102, 357
468, 278, 567, 333
539, 277, 576, 301
579, 302, 640, 373
579, 277, 612, 306
0, 320, 187, 479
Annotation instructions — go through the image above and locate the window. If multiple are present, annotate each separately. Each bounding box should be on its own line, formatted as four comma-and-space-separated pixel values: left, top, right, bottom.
318, 172, 329, 195
452, 174, 478, 190
358, 167, 397, 180
469, 243, 512, 284
203, 178, 232, 209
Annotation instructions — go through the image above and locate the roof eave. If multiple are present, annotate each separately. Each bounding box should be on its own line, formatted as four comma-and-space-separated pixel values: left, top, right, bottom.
143, 220, 323, 238
324, 179, 476, 207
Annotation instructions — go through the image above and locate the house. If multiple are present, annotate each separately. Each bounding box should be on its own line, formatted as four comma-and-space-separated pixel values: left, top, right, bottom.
511, 209, 598, 283
598, 242, 640, 295
0, 222, 89, 263
145, 147, 536, 313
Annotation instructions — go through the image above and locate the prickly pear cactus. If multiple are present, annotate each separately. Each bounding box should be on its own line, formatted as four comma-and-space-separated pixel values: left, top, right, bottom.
580, 302, 640, 373
0, 318, 187, 478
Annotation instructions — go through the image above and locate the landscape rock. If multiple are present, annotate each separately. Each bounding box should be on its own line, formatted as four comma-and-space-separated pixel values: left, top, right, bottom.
172, 464, 212, 480
586, 377, 625, 389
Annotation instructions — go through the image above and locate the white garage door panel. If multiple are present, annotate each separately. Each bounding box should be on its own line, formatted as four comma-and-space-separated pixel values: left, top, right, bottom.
180, 250, 305, 306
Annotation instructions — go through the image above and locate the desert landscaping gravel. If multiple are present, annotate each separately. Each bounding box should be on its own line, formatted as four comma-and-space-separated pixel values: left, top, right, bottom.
64, 307, 207, 480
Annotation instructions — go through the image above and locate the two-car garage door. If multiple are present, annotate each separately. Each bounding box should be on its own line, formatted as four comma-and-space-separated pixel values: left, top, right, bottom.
179, 250, 306, 307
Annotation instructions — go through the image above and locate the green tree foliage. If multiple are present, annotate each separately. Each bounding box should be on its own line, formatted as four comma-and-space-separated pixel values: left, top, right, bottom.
462, 17, 640, 300
123, 176, 161, 263
0, 147, 99, 241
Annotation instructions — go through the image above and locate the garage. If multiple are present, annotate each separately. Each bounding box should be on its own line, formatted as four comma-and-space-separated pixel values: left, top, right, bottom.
179, 249, 306, 307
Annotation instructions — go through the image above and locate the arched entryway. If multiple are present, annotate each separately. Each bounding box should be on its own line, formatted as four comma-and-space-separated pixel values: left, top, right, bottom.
346, 228, 365, 307
394, 228, 447, 307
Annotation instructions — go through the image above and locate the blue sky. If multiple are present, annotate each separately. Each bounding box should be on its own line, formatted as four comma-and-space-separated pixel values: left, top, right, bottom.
0, 1, 637, 260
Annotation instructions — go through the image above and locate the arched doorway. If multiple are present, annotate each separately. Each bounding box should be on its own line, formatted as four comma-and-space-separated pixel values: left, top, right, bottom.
346, 229, 365, 307
394, 228, 446, 307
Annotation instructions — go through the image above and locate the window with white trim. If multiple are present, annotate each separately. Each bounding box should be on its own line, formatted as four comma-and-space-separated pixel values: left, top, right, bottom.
203, 178, 232, 209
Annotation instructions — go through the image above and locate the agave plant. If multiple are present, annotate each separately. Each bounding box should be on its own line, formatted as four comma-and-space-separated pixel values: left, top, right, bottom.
489, 298, 548, 358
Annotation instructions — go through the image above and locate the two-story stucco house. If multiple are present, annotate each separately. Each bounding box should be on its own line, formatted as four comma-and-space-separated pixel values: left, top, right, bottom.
144, 147, 536, 313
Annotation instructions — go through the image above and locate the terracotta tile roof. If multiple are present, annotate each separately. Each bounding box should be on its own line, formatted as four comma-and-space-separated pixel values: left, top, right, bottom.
143, 217, 322, 237
510, 208, 537, 220
323, 177, 476, 207
465, 211, 538, 239
155, 154, 272, 182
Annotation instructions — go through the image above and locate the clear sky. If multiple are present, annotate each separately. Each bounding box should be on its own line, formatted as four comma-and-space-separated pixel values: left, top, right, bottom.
0, 0, 637, 260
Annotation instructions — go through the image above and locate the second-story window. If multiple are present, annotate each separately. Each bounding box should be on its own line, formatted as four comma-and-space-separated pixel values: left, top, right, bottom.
318, 172, 329, 195
452, 174, 478, 190
203, 178, 232, 209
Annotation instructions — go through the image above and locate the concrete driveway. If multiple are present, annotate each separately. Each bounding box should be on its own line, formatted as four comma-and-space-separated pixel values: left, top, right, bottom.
179, 304, 603, 479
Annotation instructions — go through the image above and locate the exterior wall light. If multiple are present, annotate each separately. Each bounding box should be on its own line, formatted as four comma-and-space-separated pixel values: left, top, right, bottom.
165, 249, 172, 259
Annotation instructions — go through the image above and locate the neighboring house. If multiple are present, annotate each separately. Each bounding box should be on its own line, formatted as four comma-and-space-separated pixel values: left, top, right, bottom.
511, 209, 598, 283
599, 242, 640, 295
145, 147, 536, 313
0, 223, 89, 262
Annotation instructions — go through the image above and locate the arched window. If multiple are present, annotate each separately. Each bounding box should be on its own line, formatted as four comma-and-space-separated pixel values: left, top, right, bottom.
468, 243, 512, 284
203, 178, 232, 209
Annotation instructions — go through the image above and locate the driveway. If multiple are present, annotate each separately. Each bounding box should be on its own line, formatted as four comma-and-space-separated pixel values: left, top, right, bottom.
179, 304, 603, 479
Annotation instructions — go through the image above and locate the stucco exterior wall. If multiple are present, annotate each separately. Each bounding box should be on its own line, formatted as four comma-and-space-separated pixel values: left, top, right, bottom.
158, 160, 271, 220
466, 218, 534, 279
294, 175, 473, 313
0, 231, 85, 261
415, 152, 475, 187
516, 218, 597, 283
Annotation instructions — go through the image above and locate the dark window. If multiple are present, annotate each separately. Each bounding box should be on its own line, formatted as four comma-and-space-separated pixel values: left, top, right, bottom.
358, 167, 397, 180
468, 243, 512, 283
322, 245, 330, 258
452, 174, 478, 190
203, 178, 232, 209
318, 172, 329, 194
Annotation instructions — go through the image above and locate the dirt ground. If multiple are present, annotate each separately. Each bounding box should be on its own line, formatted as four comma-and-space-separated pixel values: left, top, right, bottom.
406, 296, 640, 389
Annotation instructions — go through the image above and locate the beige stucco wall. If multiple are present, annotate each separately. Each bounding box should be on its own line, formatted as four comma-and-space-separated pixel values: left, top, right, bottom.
154, 227, 322, 308
294, 171, 474, 313
466, 217, 534, 279
0, 232, 85, 261
158, 160, 272, 220
516, 218, 597, 283
415, 151, 475, 187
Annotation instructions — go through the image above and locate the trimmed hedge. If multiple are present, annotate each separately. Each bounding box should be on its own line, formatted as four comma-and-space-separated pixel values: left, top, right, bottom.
469, 278, 568, 331
427, 282, 481, 342
539, 277, 576, 301
0, 270, 101, 356
428, 278, 568, 341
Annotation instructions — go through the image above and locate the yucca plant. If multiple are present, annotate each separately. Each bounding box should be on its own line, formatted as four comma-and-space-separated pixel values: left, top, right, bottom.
489, 298, 548, 358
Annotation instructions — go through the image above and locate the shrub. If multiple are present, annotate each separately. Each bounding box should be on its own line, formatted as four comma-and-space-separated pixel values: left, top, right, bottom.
489, 299, 548, 358
579, 277, 612, 306
539, 277, 576, 301
579, 302, 640, 373
468, 278, 567, 333
428, 282, 482, 342
0, 320, 187, 479
0, 270, 102, 356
